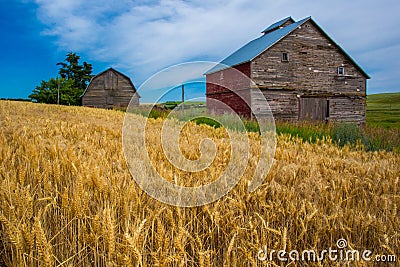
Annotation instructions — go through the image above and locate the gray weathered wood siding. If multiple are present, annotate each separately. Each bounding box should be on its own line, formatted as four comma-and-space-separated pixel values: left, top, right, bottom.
82, 68, 139, 109
255, 90, 299, 120
328, 97, 366, 123
250, 20, 367, 123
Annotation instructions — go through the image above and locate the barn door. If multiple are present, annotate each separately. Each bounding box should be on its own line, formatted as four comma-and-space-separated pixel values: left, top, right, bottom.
299, 97, 328, 121
105, 71, 117, 107
105, 71, 118, 90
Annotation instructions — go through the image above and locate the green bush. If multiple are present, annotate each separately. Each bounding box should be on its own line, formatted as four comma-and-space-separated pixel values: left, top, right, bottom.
275, 121, 327, 143
191, 117, 221, 128
329, 123, 365, 147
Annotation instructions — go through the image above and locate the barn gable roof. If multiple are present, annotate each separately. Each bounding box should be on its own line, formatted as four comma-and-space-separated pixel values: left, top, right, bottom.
205, 16, 369, 79
81, 67, 141, 98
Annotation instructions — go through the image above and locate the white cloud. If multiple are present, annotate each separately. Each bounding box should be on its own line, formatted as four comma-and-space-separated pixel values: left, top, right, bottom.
31, 0, 400, 94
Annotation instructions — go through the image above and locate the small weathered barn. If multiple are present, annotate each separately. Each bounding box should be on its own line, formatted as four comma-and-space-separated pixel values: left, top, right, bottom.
205, 16, 370, 123
82, 68, 140, 108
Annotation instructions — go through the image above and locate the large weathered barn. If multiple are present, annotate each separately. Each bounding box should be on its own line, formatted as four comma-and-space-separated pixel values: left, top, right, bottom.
82, 68, 140, 109
205, 16, 370, 123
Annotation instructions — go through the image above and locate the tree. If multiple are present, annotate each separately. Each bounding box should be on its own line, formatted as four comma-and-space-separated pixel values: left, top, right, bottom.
29, 78, 80, 105
57, 52, 93, 92
29, 52, 93, 105
29, 78, 57, 104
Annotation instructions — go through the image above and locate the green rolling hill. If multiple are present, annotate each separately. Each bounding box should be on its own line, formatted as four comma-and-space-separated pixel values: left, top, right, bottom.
367, 93, 400, 128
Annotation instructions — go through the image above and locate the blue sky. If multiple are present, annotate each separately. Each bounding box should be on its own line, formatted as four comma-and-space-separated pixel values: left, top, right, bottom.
1, 0, 400, 102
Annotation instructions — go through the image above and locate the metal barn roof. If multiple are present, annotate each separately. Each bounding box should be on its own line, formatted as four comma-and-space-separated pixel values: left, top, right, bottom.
261, 16, 295, 34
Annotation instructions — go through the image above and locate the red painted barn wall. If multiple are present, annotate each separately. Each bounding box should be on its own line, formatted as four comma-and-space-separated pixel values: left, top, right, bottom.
206, 63, 252, 117
206, 90, 252, 117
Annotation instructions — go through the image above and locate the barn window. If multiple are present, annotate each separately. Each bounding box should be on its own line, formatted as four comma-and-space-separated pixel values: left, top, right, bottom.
338, 67, 345, 76
281, 52, 289, 62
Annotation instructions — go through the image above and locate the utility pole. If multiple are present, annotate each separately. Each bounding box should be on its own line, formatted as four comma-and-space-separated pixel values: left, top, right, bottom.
181, 83, 184, 113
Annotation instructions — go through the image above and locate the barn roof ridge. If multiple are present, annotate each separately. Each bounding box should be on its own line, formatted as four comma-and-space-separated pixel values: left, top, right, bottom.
261, 16, 295, 34
81, 67, 141, 98
204, 16, 369, 79
97, 67, 129, 81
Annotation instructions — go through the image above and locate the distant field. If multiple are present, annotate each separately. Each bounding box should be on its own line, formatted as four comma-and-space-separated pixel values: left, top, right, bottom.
367, 92, 400, 128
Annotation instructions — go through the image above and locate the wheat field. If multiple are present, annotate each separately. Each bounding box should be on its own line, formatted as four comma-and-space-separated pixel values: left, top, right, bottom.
0, 101, 398, 266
